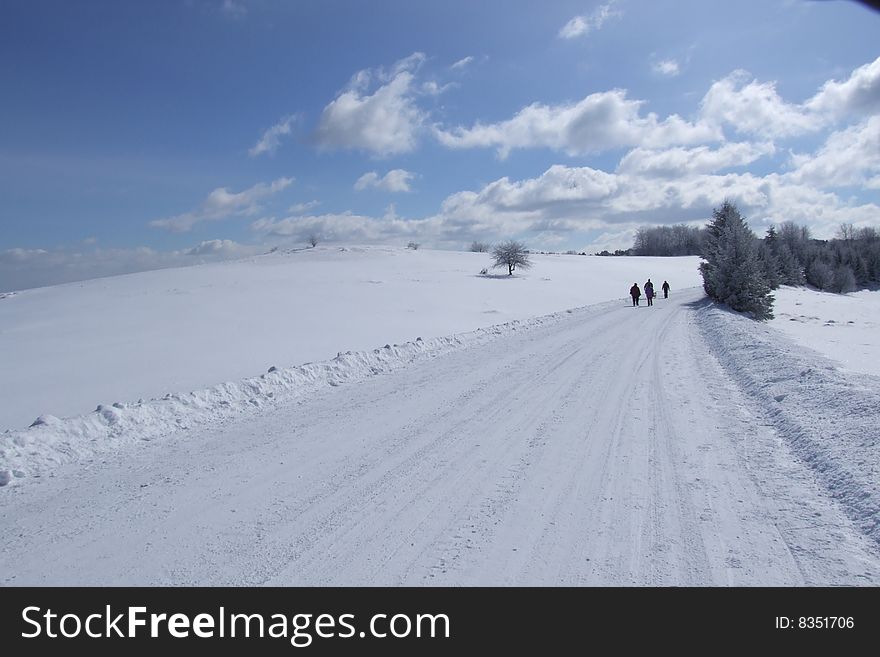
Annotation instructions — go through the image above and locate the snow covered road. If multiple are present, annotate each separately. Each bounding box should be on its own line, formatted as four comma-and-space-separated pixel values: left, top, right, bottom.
2, 289, 879, 585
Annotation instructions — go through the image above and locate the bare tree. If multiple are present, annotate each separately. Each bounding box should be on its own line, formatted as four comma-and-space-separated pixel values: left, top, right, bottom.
836, 223, 857, 242
469, 241, 491, 253
407, 241, 420, 250
308, 234, 320, 248
492, 240, 532, 276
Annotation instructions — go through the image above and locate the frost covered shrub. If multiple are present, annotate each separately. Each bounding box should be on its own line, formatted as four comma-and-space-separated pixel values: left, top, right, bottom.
806, 259, 834, 290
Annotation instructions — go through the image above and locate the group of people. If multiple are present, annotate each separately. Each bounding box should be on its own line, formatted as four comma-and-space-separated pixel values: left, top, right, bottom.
630, 279, 669, 307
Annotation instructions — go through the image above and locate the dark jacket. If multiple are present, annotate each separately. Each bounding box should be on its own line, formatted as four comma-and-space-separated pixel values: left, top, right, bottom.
630, 284, 641, 298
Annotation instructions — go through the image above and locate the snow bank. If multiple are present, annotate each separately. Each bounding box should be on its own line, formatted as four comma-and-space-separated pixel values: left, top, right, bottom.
0, 301, 607, 487
698, 302, 880, 544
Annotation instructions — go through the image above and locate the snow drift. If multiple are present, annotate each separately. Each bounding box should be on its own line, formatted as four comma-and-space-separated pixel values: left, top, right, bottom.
0, 301, 613, 486
698, 301, 880, 544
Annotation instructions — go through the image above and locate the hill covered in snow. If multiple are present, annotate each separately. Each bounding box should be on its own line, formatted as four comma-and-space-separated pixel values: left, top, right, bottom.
0, 246, 701, 431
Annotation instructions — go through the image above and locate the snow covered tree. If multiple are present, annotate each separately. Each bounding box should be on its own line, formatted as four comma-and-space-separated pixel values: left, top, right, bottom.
756, 241, 782, 289
491, 240, 532, 276
308, 234, 320, 248
775, 244, 805, 285
806, 258, 834, 290
832, 264, 857, 293
469, 241, 491, 253
699, 201, 774, 319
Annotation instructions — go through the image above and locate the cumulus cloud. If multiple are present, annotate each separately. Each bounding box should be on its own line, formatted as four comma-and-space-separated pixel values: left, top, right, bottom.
428, 161, 880, 246
700, 70, 821, 138
806, 56, 880, 119
354, 169, 416, 192
787, 116, 880, 188
434, 56, 879, 157
652, 59, 680, 77
249, 114, 298, 157
186, 239, 255, 257
558, 2, 621, 39
616, 142, 775, 177
252, 211, 428, 244
150, 177, 293, 232
434, 89, 720, 158
315, 53, 428, 157
700, 56, 880, 138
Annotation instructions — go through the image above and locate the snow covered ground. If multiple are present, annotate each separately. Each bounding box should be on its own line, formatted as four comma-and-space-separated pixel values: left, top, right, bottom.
0, 247, 699, 431
2, 247, 879, 585
770, 286, 880, 377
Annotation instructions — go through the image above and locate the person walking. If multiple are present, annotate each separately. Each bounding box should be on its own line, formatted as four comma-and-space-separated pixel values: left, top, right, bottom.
644, 279, 655, 307
630, 282, 641, 306
662, 280, 670, 298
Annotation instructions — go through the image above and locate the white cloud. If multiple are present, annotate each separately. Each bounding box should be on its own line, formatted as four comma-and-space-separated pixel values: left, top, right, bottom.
289, 200, 321, 214
311, 53, 432, 157
700, 56, 880, 138
652, 59, 680, 77
1, 248, 49, 263
451, 56, 474, 70
354, 169, 416, 192
150, 177, 293, 232
316, 69, 425, 157
434, 89, 720, 158
559, 2, 621, 39
249, 114, 298, 157
386, 52, 427, 80
252, 211, 427, 244
423, 156, 879, 247
421, 80, 454, 96
434, 56, 879, 157
700, 70, 820, 138
586, 227, 644, 253
806, 56, 880, 119
617, 142, 775, 177
787, 116, 880, 188
186, 239, 254, 257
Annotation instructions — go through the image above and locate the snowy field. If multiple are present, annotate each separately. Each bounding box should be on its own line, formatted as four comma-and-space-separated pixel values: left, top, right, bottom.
0, 247, 699, 431
770, 286, 880, 377
3, 247, 880, 585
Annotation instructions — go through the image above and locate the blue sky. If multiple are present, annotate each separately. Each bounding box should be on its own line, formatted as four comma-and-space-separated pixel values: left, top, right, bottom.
1, 0, 879, 289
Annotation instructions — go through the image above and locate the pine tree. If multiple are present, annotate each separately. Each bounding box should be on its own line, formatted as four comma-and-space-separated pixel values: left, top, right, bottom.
757, 241, 782, 289
776, 244, 804, 285
699, 201, 774, 319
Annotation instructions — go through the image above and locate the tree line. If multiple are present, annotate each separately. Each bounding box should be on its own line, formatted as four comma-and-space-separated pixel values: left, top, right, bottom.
697, 202, 880, 319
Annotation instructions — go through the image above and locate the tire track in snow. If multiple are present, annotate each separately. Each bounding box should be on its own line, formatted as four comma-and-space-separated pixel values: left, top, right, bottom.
3, 291, 880, 585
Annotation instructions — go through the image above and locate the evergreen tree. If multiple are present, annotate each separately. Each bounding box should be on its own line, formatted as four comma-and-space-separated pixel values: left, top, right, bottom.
764, 225, 778, 254
699, 201, 774, 319
757, 241, 782, 289
775, 244, 804, 285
